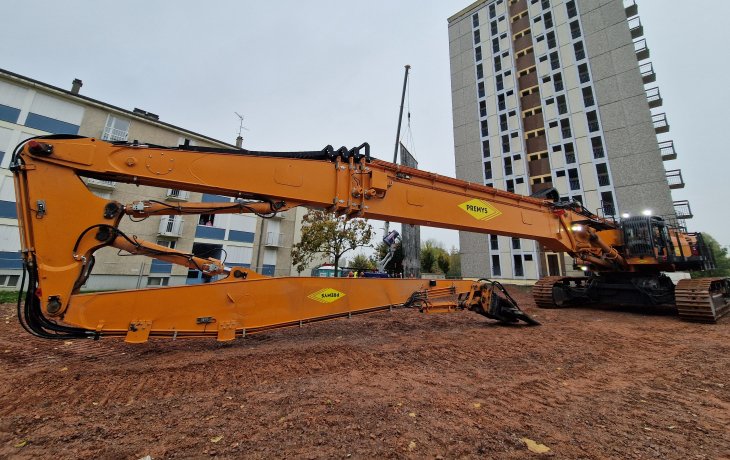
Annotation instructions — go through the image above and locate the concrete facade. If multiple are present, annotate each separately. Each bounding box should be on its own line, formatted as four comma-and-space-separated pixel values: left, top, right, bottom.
448, 0, 683, 281
0, 68, 302, 290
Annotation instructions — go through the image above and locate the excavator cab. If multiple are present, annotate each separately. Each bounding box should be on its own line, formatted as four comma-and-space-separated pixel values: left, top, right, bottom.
621, 216, 669, 259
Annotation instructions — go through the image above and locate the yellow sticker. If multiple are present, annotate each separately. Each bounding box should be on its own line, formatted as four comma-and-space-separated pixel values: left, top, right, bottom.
458, 199, 502, 221
307, 288, 346, 303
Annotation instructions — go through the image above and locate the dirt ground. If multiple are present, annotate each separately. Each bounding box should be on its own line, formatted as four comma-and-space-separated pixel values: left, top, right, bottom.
0, 286, 728, 459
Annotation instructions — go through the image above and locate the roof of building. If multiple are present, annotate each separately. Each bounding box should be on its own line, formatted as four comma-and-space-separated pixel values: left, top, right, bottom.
0, 67, 236, 148
448, 0, 491, 24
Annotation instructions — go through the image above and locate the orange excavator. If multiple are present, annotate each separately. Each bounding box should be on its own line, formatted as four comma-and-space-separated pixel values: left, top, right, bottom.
10, 136, 728, 342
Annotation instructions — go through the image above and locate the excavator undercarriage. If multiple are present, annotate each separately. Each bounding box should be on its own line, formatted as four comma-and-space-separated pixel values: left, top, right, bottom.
533, 275, 730, 323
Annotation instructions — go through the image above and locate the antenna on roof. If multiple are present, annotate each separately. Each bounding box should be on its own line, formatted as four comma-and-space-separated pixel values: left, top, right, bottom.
234, 112, 249, 148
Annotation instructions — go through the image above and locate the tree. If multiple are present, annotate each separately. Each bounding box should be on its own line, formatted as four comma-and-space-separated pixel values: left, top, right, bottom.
436, 252, 450, 275
350, 253, 375, 271
291, 209, 373, 276
691, 234, 730, 278
447, 247, 462, 279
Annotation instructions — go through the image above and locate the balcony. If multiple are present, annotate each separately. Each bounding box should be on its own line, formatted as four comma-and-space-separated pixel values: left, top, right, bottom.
518, 71, 538, 91
512, 15, 530, 35
634, 38, 650, 61
666, 169, 685, 189
521, 92, 541, 111
509, 0, 527, 17
531, 182, 553, 194
101, 127, 129, 142
640, 62, 656, 84
166, 189, 190, 201
526, 134, 547, 154
673, 200, 693, 220
659, 141, 677, 161
624, 0, 638, 17
528, 157, 551, 177
86, 178, 116, 190
523, 112, 544, 132
159, 216, 184, 237
514, 34, 533, 54
628, 16, 644, 39
646, 87, 663, 108
265, 232, 285, 247
515, 51, 535, 72
652, 113, 670, 134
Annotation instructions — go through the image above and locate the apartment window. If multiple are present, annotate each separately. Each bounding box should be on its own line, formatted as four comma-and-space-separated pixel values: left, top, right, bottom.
502, 134, 511, 153
496, 74, 504, 91
557, 94, 567, 114
498, 94, 506, 111
550, 51, 560, 70
556, 170, 566, 177
564, 142, 576, 163
541, 0, 550, 9
475, 46, 483, 62
473, 13, 480, 28
568, 168, 580, 190
516, 177, 524, 184
549, 121, 558, 128
474, 30, 481, 45
591, 136, 605, 158
546, 31, 556, 49
478, 81, 485, 98
544, 12, 553, 29
545, 97, 555, 105
525, 254, 534, 261
570, 20, 582, 39
147, 277, 170, 287
596, 163, 610, 186
553, 72, 564, 92
491, 20, 498, 36
587, 110, 599, 132
484, 161, 493, 180
504, 156, 513, 176
512, 237, 521, 249
582, 86, 595, 107
560, 118, 572, 139
536, 34, 545, 43
601, 191, 616, 216
101, 115, 130, 142
157, 239, 177, 249
490, 234, 499, 250
494, 55, 502, 72
506, 179, 515, 193
489, 4, 496, 19
500, 114, 508, 131
513, 255, 525, 277
574, 41, 586, 61
492, 255, 502, 276
481, 120, 489, 137
578, 63, 590, 83
566, 0, 577, 18
483, 140, 491, 158
480, 100, 487, 118
492, 37, 500, 53
572, 194, 583, 204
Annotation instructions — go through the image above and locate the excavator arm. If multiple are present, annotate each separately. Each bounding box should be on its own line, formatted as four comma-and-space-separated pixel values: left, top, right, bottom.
11, 136, 623, 341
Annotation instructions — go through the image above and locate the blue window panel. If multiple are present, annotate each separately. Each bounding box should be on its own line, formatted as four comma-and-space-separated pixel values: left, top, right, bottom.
0, 200, 17, 218
262, 264, 276, 276
225, 262, 250, 269
202, 194, 230, 203
150, 259, 173, 274
195, 225, 226, 240
0, 251, 22, 269
0, 104, 20, 124
24, 113, 80, 135
227, 230, 255, 243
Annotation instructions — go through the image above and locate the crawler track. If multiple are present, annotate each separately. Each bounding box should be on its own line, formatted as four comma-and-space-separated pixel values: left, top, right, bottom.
532, 276, 565, 308
675, 277, 730, 323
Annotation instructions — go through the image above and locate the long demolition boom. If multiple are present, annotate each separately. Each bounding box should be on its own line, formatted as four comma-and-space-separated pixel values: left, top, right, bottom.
11, 137, 623, 341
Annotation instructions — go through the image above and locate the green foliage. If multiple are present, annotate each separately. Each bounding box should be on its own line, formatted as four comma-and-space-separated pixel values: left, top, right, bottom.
420, 239, 451, 274
350, 253, 376, 271
447, 247, 462, 279
291, 209, 373, 276
436, 252, 450, 275
691, 234, 730, 278
0, 291, 19, 304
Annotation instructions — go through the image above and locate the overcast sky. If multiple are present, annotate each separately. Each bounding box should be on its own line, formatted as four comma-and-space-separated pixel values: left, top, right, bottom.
2, 0, 728, 251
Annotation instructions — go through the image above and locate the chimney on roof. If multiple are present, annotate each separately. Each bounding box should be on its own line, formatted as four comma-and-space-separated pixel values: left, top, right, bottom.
71, 78, 83, 94
236, 135, 243, 148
